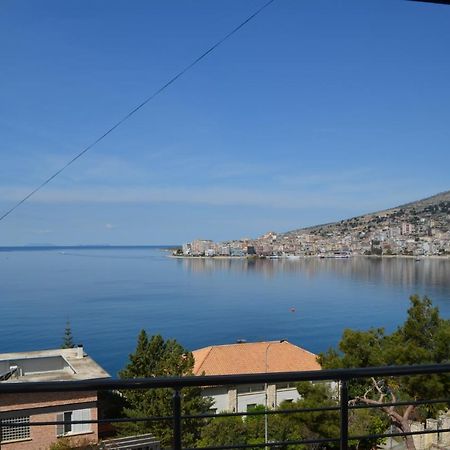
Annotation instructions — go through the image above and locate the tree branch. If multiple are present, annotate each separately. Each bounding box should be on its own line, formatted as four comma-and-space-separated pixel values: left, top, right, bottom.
403, 404, 415, 421
352, 395, 404, 425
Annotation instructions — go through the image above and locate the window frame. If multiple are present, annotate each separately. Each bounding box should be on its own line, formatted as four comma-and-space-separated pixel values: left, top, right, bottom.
0, 415, 31, 443
56, 408, 92, 437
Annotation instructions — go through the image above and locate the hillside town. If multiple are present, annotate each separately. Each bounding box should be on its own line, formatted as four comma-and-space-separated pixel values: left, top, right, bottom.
178, 192, 450, 258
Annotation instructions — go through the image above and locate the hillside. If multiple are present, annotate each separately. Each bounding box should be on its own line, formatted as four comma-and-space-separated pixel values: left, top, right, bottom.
285, 190, 450, 237
181, 190, 450, 257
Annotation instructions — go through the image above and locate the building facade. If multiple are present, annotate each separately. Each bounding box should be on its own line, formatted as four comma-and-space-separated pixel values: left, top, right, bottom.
192, 340, 321, 413
0, 347, 110, 449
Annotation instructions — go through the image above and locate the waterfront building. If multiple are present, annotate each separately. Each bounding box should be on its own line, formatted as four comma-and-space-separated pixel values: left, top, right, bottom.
190, 239, 214, 256
218, 245, 231, 256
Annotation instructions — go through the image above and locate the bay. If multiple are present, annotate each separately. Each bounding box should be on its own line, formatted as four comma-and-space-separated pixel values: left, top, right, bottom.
0, 247, 449, 376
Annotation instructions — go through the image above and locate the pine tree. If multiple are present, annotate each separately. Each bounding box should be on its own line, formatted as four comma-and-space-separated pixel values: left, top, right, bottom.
118, 330, 212, 447
320, 295, 450, 450
61, 320, 75, 349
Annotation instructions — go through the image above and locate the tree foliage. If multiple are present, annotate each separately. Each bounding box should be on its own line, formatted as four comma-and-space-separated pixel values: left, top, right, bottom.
118, 330, 212, 448
198, 383, 385, 449
319, 295, 450, 450
198, 405, 304, 450
198, 415, 248, 447
61, 320, 75, 349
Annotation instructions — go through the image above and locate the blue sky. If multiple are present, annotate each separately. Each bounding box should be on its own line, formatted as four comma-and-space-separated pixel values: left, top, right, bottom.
1, 0, 449, 245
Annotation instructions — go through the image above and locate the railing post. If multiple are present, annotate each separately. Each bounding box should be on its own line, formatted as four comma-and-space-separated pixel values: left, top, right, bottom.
173, 389, 182, 450
340, 379, 349, 450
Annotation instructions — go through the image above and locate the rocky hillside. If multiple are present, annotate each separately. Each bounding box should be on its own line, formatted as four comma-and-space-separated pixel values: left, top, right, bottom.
284, 190, 450, 238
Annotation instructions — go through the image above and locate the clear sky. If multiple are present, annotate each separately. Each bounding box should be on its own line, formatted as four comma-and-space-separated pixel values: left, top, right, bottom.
1, 0, 449, 245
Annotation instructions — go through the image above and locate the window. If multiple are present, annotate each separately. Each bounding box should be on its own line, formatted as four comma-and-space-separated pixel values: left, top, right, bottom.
0, 416, 31, 442
63, 412, 72, 435
276, 382, 294, 389
56, 408, 91, 436
237, 384, 265, 394
246, 404, 257, 411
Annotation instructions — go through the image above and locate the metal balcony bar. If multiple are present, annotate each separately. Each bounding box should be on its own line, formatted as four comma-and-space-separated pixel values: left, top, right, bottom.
1, 363, 450, 394
1, 364, 449, 450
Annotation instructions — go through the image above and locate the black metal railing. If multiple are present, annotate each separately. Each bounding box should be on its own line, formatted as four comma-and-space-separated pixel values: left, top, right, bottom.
1, 364, 450, 449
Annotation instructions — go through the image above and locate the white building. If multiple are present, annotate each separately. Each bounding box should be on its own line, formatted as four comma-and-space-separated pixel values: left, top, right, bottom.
192, 340, 321, 413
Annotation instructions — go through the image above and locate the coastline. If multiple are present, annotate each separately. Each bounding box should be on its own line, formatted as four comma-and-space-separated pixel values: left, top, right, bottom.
169, 254, 450, 260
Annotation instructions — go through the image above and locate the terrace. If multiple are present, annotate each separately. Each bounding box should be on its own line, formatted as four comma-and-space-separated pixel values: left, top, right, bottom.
1, 363, 449, 449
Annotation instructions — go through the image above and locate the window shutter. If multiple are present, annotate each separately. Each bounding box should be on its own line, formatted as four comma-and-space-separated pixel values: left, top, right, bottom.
71, 409, 91, 433
82, 408, 91, 432
72, 410, 82, 434
56, 413, 64, 436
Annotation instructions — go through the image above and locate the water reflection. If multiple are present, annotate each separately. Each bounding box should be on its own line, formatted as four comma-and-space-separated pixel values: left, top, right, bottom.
178, 256, 450, 296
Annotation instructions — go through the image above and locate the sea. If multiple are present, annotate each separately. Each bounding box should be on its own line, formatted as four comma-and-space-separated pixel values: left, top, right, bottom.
1, 246, 449, 377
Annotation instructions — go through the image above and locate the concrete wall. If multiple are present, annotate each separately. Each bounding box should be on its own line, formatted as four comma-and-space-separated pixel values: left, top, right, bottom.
204, 384, 301, 413
411, 413, 450, 450
202, 387, 228, 412
275, 387, 300, 405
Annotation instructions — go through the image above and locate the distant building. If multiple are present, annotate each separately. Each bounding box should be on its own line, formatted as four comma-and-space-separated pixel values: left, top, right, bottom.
192, 340, 321, 413
262, 232, 277, 242
246, 245, 256, 255
401, 222, 415, 235
0, 347, 109, 449
190, 239, 214, 256
182, 243, 191, 255
230, 247, 245, 257
218, 245, 231, 256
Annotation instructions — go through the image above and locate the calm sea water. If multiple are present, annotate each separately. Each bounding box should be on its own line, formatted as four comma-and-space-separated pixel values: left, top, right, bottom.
1, 247, 449, 376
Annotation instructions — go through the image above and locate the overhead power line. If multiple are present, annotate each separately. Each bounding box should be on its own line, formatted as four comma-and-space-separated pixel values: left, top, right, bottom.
0, 0, 276, 223
408, 0, 450, 4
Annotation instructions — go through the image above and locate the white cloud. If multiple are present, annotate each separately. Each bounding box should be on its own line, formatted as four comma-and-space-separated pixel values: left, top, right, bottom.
0, 184, 400, 212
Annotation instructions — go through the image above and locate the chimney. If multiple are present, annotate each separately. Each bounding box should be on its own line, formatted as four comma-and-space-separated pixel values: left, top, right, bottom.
76, 344, 84, 359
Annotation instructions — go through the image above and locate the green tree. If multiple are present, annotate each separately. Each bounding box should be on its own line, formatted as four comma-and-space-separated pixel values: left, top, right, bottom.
198, 415, 248, 447
293, 382, 340, 448
301, 382, 388, 449
198, 406, 304, 450
61, 320, 75, 349
118, 330, 212, 448
245, 405, 265, 446
320, 295, 450, 450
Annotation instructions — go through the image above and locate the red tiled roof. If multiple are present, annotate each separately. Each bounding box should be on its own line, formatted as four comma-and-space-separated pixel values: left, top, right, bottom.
192, 340, 321, 376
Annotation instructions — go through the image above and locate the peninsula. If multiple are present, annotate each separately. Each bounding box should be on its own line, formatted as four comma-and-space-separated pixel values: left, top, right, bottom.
177, 191, 450, 258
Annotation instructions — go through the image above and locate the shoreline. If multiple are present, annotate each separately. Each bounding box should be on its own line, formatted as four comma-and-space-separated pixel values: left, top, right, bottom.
169, 254, 450, 260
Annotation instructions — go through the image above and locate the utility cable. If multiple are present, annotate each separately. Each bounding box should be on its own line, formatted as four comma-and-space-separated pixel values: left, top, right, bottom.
0, 0, 276, 222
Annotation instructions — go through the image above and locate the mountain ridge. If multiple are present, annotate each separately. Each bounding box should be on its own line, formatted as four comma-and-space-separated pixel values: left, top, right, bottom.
284, 190, 450, 236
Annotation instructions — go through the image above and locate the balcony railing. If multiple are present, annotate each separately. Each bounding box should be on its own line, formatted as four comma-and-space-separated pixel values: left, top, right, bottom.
1, 364, 450, 449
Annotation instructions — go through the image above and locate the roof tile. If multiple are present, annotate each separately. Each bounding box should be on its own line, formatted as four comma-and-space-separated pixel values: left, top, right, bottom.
192, 341, 320, 376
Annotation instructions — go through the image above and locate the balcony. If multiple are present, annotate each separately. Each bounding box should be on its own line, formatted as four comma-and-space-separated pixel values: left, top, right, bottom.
1, 364, 450, 449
